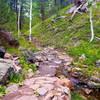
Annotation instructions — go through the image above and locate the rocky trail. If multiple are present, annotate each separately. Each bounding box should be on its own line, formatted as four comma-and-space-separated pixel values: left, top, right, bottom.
0, 46, 100, 100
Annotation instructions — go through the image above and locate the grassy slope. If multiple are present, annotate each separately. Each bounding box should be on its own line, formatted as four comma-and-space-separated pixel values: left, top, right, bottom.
32, 3, 100, 76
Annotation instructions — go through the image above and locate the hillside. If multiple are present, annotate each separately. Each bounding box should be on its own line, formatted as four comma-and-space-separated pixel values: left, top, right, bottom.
31, 3, 100, 76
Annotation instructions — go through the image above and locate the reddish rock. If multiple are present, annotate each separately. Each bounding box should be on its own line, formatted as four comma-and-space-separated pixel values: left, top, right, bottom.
56, 78, 73, 89
82, 88, 92, 95
4, 53, 12, 59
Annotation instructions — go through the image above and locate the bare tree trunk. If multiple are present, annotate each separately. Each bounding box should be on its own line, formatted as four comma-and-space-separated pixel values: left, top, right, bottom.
90, 7, 94, 42
29, 0, 32, 42
18, 0, 21, 38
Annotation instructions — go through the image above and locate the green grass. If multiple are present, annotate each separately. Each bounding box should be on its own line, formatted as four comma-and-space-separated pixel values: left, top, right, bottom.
31, 3, 100, 76
19, 56, 37, 72
8, 73, 22, 84
0, 85, 6, 97
72, 92, 95, 100
72, 92, 86, 100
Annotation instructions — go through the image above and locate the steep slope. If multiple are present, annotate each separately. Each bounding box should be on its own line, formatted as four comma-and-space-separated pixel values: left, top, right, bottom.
31, 3, 100, 76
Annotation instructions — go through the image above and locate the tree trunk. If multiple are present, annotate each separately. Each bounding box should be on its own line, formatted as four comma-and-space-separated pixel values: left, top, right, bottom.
90, 7, 94, 42
29, 0, 32, 42
40, 0, 45, 21
17, 0, 21, 37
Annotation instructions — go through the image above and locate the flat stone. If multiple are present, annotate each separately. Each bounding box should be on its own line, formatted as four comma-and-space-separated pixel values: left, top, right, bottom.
39, 65, 56, 76
36, 87, 48, 96
6, 84, 19, 93
14, 95, 38, 100
96, 60, 100, 68
42, 84, 54, 91
30, 84, 40, 90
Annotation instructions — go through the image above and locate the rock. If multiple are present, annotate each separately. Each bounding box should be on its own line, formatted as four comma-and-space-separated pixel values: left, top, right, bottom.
6, 84, 19, 93
30, 84, 40, 90
82, 88, 92, 94
39, 64, 56, 76
0, 28, 19, 47
0, 59, 14, 84
79, 54, 86, 61
57, 78, 73, 89
87, 76, 100, 89
28, 69, 34, 78
4, 53, 12, 59
96, 60, 100, 68
90, 76, 100, 83
0, 46, 6, 58
72, 67, 81, 71
36, 87, 48, 96
70, 72, 82, 78
88, 81, 100, 88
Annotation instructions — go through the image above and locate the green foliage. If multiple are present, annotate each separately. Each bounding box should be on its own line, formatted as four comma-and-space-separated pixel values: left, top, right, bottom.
9, 73, 22, 83
19, 56, 37, 72
88, 0, 96, 8
68, 41, 100, 66
72, 92, 86, 100
0, 85, 6, 97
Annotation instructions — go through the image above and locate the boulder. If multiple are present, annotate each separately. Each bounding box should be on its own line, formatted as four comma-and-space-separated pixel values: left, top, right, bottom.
4, 53, 12, 59
0, 28, 19, 47
0, 59, 14, 84
6, 84, 19, 93
96, 60, 100, 68
0, 46, 6, 58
